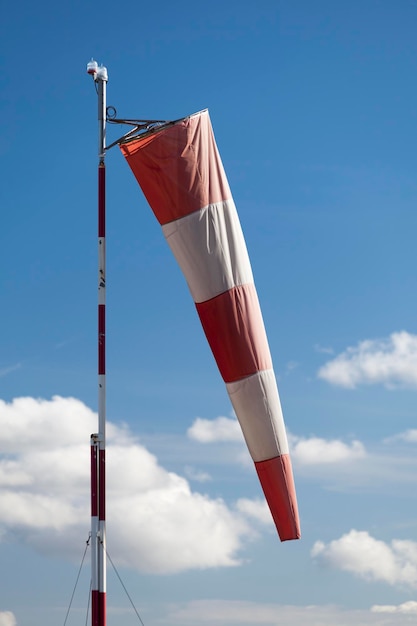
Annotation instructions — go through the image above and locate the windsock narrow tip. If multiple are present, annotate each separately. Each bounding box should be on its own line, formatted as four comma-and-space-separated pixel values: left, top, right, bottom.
255, 454, 301, 541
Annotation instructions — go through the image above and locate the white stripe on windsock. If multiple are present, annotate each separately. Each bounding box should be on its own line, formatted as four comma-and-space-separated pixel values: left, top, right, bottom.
162, 199, 253, 303
226, 369, 289, 461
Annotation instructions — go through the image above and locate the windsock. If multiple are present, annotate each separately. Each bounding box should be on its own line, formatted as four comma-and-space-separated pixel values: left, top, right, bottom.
120, 110, 300, 541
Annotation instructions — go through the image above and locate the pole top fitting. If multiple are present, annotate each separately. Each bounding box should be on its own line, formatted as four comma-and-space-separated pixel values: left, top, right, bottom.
86, 58, 108, 82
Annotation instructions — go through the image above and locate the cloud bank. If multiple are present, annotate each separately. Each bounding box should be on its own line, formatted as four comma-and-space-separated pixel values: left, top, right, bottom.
312, 530, 417, 590
386, 429, 417, 444
372, 602, 417, 614
0, 396, 259, 574
318, 331, 417, 389
164, 599, 417, 625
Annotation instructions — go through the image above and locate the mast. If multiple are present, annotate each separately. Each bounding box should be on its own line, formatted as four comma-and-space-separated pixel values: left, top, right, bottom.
87, 59, 108, 626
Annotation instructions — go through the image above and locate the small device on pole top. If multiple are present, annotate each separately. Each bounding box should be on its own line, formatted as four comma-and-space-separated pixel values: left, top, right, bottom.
87, 59, 98, 76
87, 58, 108, 82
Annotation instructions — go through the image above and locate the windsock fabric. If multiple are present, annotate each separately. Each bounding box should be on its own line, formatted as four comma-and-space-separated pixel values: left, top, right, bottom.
120, 110, 300, 541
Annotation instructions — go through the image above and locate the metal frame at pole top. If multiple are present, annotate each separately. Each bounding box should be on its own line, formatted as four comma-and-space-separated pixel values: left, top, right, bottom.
87, 59, 108, 626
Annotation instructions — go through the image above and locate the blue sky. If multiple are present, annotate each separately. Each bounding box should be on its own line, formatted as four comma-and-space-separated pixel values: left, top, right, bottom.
1, 1, 417, 625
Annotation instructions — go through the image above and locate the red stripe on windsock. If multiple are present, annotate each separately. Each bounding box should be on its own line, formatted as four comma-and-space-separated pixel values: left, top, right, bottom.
196, 283, 272, 383
120, 112, 231, 224
255, 454, 300, 541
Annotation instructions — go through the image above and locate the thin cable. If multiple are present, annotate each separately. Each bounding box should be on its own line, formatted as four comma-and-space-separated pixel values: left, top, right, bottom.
102, 542, 146, 626
84, 579, 92, 626
63, 536, 90, 626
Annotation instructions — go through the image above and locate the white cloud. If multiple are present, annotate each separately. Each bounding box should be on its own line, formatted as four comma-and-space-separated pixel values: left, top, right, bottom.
0, 363, 21, 378
372, 602, 417, 614
290, 435, 366, 465
183, 465, 212, 482
286, 360, 298, 372
0, 395, 97, 452
386, 429, 417, 444
187, 416, 242, 443
292, 437, 417, 494
314, 344, 334, 354
312, 530, 417, 589
235, 499, 273, 526
317, 331, 417, 389
0, 396, 260, 574
0, 613, 16, 626
163, 600, 417, 625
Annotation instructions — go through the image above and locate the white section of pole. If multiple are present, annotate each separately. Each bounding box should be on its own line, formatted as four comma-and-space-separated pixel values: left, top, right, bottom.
98, 75, 107, 163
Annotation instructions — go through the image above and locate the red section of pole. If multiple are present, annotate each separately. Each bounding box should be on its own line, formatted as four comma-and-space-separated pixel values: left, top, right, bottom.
91, 442, 98, 517
99, 449, 106, 522
99, 592, 106, 626
91, 440, 99, 626
92, 591, 99, 626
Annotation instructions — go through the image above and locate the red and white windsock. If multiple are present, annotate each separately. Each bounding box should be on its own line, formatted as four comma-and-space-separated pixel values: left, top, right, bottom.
119, 110, 300, 541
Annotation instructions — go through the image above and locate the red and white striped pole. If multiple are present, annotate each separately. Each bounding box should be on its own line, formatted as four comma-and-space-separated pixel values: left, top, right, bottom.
87, 59, 107, 626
